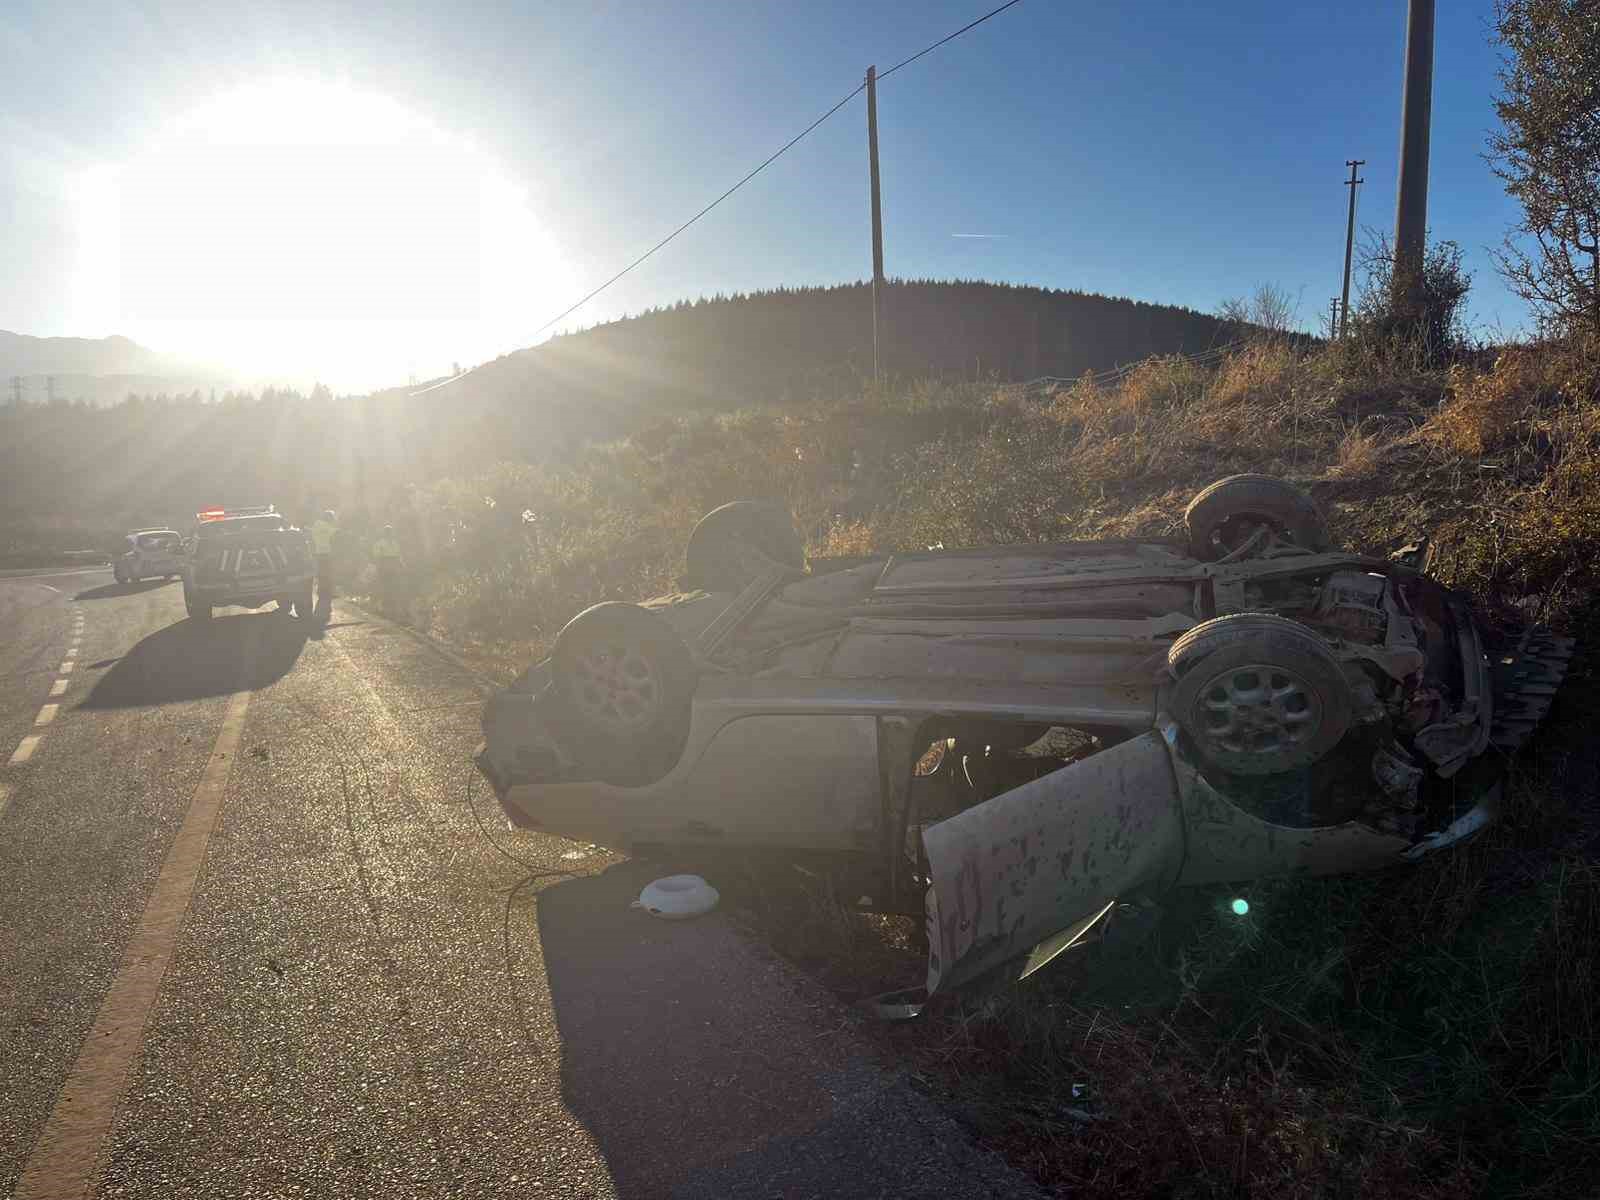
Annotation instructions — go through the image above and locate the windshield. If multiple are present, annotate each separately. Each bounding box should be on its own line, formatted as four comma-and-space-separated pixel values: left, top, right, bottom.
136, 533, 179, 550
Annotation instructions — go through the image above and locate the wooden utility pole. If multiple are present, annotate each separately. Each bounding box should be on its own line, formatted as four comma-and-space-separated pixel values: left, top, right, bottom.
1394, 0, 1435, 313
1329, 298, 1341, 340
1340, 159, 1365, 338
866, 65, 885, 384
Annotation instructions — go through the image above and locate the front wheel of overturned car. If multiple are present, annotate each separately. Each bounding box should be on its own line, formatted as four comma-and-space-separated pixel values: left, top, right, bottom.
1184, 474, 1331, 561
1168, 613, 1353, 777
550, 601, 696, 785
684, 500, 805, 592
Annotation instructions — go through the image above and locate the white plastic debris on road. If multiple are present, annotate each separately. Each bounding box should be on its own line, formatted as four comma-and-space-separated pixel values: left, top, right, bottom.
633, 874, 720, 920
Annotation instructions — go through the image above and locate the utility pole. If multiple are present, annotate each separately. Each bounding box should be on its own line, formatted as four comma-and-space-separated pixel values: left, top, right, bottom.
1340, 159, 1365, 338
1394, 0, 1435, 314
866, 64, 885, 385
1329, 298, 1341, 341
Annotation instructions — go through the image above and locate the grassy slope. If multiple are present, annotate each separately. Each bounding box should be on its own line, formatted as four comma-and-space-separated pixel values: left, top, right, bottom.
388, 336, 1600, 1198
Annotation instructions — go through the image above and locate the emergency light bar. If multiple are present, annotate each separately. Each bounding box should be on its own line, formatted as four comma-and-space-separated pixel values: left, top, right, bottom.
196, 504, 276, 522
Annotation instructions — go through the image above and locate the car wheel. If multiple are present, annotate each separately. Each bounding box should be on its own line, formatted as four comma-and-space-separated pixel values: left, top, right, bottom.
184, 591, 212, 621
1167, 613, 1353, 776
1184, 474, 1331, 561
113, 565, 126, 583
550, 602, 695, 785
684, 500, 805, 592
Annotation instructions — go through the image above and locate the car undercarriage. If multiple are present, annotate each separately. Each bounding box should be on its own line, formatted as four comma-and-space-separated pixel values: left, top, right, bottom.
475, 476, 1572, 993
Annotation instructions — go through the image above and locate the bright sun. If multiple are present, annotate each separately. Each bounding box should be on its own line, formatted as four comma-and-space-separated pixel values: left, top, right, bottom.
73, 80, 576, 391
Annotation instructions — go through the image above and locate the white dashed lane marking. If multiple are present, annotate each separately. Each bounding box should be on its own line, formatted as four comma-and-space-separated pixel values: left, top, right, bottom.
5, 606, 83, 769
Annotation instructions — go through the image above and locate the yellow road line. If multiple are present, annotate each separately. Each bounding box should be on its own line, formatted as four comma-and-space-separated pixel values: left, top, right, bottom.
8, 735, 42, 766
14, 687, 253, 1200
35, 704, 59, 726
49, 679, 68, 697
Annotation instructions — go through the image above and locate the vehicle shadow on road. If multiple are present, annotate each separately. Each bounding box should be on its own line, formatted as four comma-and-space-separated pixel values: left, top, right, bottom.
536, 860, 927, 1197
78, 613, 310, 708
73, 579, 176, 601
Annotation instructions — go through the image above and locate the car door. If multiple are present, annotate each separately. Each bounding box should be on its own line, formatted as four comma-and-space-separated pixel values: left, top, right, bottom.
921, 730, 1186, 994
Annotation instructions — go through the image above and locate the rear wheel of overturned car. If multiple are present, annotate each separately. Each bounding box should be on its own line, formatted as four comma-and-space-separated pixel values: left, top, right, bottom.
684, 500, 805, 592
1184, 474, 1331, 561
1168, 613, 1353, 776
550, 602, 695, 785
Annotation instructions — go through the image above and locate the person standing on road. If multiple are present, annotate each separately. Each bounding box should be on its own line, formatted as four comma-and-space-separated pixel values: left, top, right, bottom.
311, 508, 338, 618
371, 524, 404, 616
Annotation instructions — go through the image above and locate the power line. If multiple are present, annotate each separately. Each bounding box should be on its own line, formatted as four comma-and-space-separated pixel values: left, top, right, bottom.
413, 0, 1030, 395
521, 82, 867, 345
878, 0, 1026, 80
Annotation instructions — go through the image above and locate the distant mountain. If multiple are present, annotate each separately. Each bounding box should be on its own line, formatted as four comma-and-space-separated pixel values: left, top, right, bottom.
0, 330, 229, 407
405, 279, 1242, 449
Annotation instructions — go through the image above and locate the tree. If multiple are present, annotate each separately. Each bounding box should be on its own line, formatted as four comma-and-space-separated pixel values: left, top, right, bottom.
1216, 283, 1298, 341
1489, 0, 1600, 338
1353, 232, 1472, 363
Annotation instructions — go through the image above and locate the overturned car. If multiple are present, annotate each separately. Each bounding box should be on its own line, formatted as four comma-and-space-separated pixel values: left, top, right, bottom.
476, 476, 1571, 994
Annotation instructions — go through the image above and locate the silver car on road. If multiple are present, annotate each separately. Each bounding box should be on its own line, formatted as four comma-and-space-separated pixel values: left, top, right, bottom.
113, 529, 185, 584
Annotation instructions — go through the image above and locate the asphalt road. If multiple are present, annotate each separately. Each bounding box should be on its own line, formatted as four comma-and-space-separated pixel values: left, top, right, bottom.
0, 569, 1039, 1200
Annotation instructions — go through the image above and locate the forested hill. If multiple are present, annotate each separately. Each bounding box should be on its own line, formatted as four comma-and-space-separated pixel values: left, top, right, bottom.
565, 279, 1232, 383
407, 279, 1238, 438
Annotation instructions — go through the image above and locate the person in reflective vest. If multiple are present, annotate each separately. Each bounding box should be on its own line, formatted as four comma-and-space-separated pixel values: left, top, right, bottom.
310, 509, 338, 618
371, 525, 403, 615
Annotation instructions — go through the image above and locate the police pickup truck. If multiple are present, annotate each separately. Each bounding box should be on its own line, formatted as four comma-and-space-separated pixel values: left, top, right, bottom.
182, 506, 314, 621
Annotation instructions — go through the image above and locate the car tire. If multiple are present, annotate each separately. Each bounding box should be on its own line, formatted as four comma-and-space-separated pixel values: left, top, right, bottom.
113, 565, 126, 583
185, 591, 212, 621
549, 601, 695, 785
1167, 613, 1353, 776
1184, 474, 1331, 561
129, 571, 140, 584
684, 500, 804, 592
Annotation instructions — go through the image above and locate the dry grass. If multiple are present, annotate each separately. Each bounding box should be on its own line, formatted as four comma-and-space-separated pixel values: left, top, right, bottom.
1329, 422, 1384, 478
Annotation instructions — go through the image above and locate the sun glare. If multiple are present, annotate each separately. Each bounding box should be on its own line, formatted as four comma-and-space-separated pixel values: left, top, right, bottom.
72, 80, 576, 392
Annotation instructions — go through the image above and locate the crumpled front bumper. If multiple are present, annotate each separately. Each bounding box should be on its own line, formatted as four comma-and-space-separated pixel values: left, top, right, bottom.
474, 664, 570, 826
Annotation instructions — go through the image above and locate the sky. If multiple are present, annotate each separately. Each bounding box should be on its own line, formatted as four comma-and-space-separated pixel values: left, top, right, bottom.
0, 1, 1524, 393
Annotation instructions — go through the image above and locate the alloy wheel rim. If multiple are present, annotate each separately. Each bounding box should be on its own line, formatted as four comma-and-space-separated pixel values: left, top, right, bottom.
571, 642, 661, 731
1193, 662, 1320, 759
